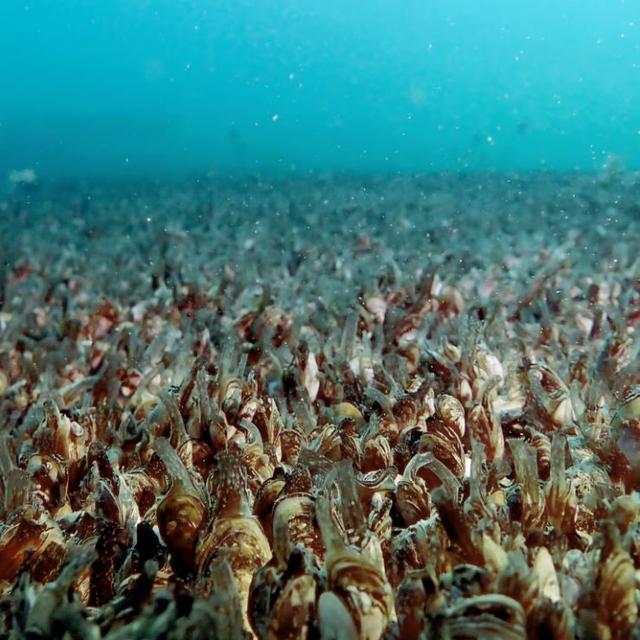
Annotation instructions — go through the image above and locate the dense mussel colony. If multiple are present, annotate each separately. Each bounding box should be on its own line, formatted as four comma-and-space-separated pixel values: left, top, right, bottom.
1, 173, 640, 638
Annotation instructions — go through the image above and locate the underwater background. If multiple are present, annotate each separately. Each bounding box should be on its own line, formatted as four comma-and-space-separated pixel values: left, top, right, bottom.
2, 0, 639, 181
5, 2, 640, 639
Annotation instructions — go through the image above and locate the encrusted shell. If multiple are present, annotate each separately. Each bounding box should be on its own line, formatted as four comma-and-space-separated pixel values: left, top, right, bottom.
435, 393, 466, 439
597, 547, 638, 636
526, 363, 575, 429
433, 594, 527, 639
156, 481, 206, 574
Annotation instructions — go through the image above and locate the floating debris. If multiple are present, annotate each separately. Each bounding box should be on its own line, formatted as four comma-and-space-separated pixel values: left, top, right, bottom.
8, 168, 37, 185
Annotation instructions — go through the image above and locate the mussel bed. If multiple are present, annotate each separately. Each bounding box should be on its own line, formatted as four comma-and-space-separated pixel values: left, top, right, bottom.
1, 173, 640, 638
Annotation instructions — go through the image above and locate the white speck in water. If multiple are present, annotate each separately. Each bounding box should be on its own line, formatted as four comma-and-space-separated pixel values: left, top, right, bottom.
272, 113, 280, 122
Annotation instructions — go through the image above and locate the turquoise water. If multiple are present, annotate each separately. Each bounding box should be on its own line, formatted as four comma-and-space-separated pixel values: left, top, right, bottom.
1, 0, 639, 180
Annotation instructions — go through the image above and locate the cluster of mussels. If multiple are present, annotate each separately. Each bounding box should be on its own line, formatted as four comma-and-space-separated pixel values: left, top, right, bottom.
1, 176, 640, 639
